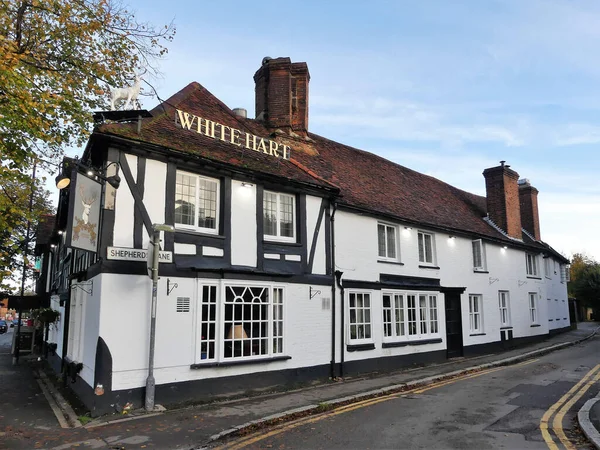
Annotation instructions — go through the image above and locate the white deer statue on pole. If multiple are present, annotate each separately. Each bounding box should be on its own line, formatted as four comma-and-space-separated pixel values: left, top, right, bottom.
109, 73, 143, 110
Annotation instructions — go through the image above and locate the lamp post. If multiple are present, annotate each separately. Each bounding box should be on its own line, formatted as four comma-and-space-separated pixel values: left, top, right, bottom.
145, 223, 174, 412
13, 161, 36, 366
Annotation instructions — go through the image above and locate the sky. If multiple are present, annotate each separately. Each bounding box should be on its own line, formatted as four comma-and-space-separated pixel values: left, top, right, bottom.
52, 0, 600, 261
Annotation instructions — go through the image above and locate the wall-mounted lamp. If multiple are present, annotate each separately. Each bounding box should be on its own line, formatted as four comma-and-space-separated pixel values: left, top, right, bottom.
448, 235, 456, 240
57, 230, 64, 235
503, 246, 508, 250
241, 182, 254, 188
404, 226, 413, 231
54, 160, 71, 189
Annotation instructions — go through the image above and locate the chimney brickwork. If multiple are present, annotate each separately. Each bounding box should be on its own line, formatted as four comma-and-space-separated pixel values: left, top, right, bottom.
254, 57, 310, 133
519, 181, 541, 241
483, 163, 522, 239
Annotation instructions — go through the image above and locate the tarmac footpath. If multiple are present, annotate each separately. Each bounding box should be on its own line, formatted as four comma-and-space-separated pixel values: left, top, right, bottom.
1, 322, 599, 450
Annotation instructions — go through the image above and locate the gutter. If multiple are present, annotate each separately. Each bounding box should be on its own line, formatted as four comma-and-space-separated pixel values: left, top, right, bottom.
330, 202, 337, 380
335, 269, 344, 378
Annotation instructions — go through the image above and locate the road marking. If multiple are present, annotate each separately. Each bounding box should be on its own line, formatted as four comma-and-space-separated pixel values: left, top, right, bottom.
540, 363, 600, 450
552, 367, 600, 449
216, 362, 533, 449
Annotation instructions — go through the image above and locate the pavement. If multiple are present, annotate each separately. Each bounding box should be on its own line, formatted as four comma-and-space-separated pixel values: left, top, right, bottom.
1, 323, 600, 450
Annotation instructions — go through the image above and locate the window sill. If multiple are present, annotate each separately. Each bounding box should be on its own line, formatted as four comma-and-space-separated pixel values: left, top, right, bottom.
418, 265, 440, 270
473, 270, 489, 274
190, 355, 291, 369
377, 260, 404, 266
530, 324, 541, 328
526, 276, 542, 280
500, 326, 513, 330
347, 343, 376, 352
469, 333, 486, 336
382, 338, 442, 348
175, 228, 224, 239
263, 240, 302, 247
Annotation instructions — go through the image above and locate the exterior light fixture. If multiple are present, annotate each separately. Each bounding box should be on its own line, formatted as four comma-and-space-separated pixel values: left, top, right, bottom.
87, 169, 94, 176
404, 226, 413, 230
55, 173, 70, 190
57, 230, 64, 235
241, 182, 254, 188
503, 245, 508, 249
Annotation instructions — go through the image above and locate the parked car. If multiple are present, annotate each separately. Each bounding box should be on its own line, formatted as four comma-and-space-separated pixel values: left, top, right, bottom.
0, 320, 7, 334
12, 320, 19, 328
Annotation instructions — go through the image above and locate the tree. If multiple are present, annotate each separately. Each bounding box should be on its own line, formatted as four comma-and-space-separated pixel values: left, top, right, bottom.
0, 0, 175, 282
569, 253, 600, 315
0, 169, 54, 291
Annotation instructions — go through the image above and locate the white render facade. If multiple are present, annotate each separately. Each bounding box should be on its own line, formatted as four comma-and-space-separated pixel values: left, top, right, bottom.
39, 57, 570, 415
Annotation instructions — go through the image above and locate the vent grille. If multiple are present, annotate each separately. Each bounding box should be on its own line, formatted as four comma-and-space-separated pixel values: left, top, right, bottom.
176, 297, 190, 313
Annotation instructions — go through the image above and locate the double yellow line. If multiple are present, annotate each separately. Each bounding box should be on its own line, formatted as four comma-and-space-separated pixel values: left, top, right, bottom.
540, 363, 600, 450
217, 359, 537, 450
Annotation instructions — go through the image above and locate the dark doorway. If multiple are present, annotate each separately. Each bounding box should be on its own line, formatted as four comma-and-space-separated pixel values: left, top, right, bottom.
445, 291, 464, 358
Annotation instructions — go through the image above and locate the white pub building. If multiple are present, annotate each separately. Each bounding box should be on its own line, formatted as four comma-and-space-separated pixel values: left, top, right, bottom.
39, 57, 571, 416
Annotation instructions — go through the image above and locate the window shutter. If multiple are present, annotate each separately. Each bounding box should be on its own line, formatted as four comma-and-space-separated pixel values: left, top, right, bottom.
176, 297, 191, 313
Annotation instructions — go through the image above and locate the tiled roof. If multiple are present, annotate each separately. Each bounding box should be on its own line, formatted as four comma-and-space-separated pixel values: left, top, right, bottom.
96, 83, 337, 192
95, 82, 567, 260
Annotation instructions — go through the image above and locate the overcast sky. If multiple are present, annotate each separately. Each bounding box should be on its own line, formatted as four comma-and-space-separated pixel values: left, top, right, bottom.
54, 0, 600, 261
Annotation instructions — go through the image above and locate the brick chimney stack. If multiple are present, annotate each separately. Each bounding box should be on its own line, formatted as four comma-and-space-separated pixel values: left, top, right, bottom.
483, 161, 522, 239
518, 179, 541, 241
254, 57, 310, 135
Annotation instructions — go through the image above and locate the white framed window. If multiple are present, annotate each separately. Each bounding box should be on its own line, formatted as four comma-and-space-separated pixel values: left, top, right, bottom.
544, 257, 552, 279
498, 291, 511, 327
468, 294, 483, 333
264, 191, 295, 242
175, 171, 219, 234
526, 252, 539, 277
472, 240, 486, 271
382, 291, 439, 341
378, 222, 398, 261
195, 283, 284, 363
560, 265, 570, 283
529, 292, 538, 324
348, 291, 372, 342
418, 231, 436, 265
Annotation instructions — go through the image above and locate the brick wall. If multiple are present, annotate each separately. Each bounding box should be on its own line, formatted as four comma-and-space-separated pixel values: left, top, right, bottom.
519, 183, 540, 240
254, 58, 310, 133
483, 164, 522, 239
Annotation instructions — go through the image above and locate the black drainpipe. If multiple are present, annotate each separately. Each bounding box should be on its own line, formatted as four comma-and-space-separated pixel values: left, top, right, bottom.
61, 253, 75, 387
329, 202, 338, 380
335, 269, 344, 378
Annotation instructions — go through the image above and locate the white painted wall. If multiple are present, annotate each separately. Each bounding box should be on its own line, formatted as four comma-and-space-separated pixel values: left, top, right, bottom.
77, 278, 102, 387
142, 159, 167, 249
113, 153, 137, 248
97, 273, 331, 390
48, 295, 65, 357
334, 210, 569, 354
230, 181, 257, 267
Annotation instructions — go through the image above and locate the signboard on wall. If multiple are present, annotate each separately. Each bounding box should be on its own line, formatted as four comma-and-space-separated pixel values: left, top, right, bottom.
65, 172, 102, 253
107, 246, 172, 263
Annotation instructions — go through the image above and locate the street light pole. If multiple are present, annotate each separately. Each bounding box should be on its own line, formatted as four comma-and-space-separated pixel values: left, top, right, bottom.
13, 161, 36, 366
145, 223, 174, 412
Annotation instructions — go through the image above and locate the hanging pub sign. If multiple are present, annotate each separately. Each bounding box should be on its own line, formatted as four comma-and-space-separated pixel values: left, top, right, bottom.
175, 109, 292, 160
65, 172, 102, 253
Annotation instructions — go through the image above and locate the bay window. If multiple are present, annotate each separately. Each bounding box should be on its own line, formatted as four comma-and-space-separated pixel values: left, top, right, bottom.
382, 291, 439, 341
196, 283, 284, 363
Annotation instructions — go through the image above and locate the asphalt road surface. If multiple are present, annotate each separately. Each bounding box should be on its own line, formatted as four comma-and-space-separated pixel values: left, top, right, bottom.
216, 335, 600, 450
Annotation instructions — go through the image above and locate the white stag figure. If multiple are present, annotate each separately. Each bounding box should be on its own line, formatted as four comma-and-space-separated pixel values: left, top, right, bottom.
79, 186, 97, 225
109, 73, 142, 110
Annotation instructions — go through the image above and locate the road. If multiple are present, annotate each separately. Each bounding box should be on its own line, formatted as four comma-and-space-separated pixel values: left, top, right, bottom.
215, 335, 600, 449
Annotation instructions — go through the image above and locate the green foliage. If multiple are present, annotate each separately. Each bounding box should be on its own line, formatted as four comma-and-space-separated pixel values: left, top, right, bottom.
568, 253, 600, 308
31, 307, 60, 324
0, 170, 54, 290
0, 1, 174, 288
